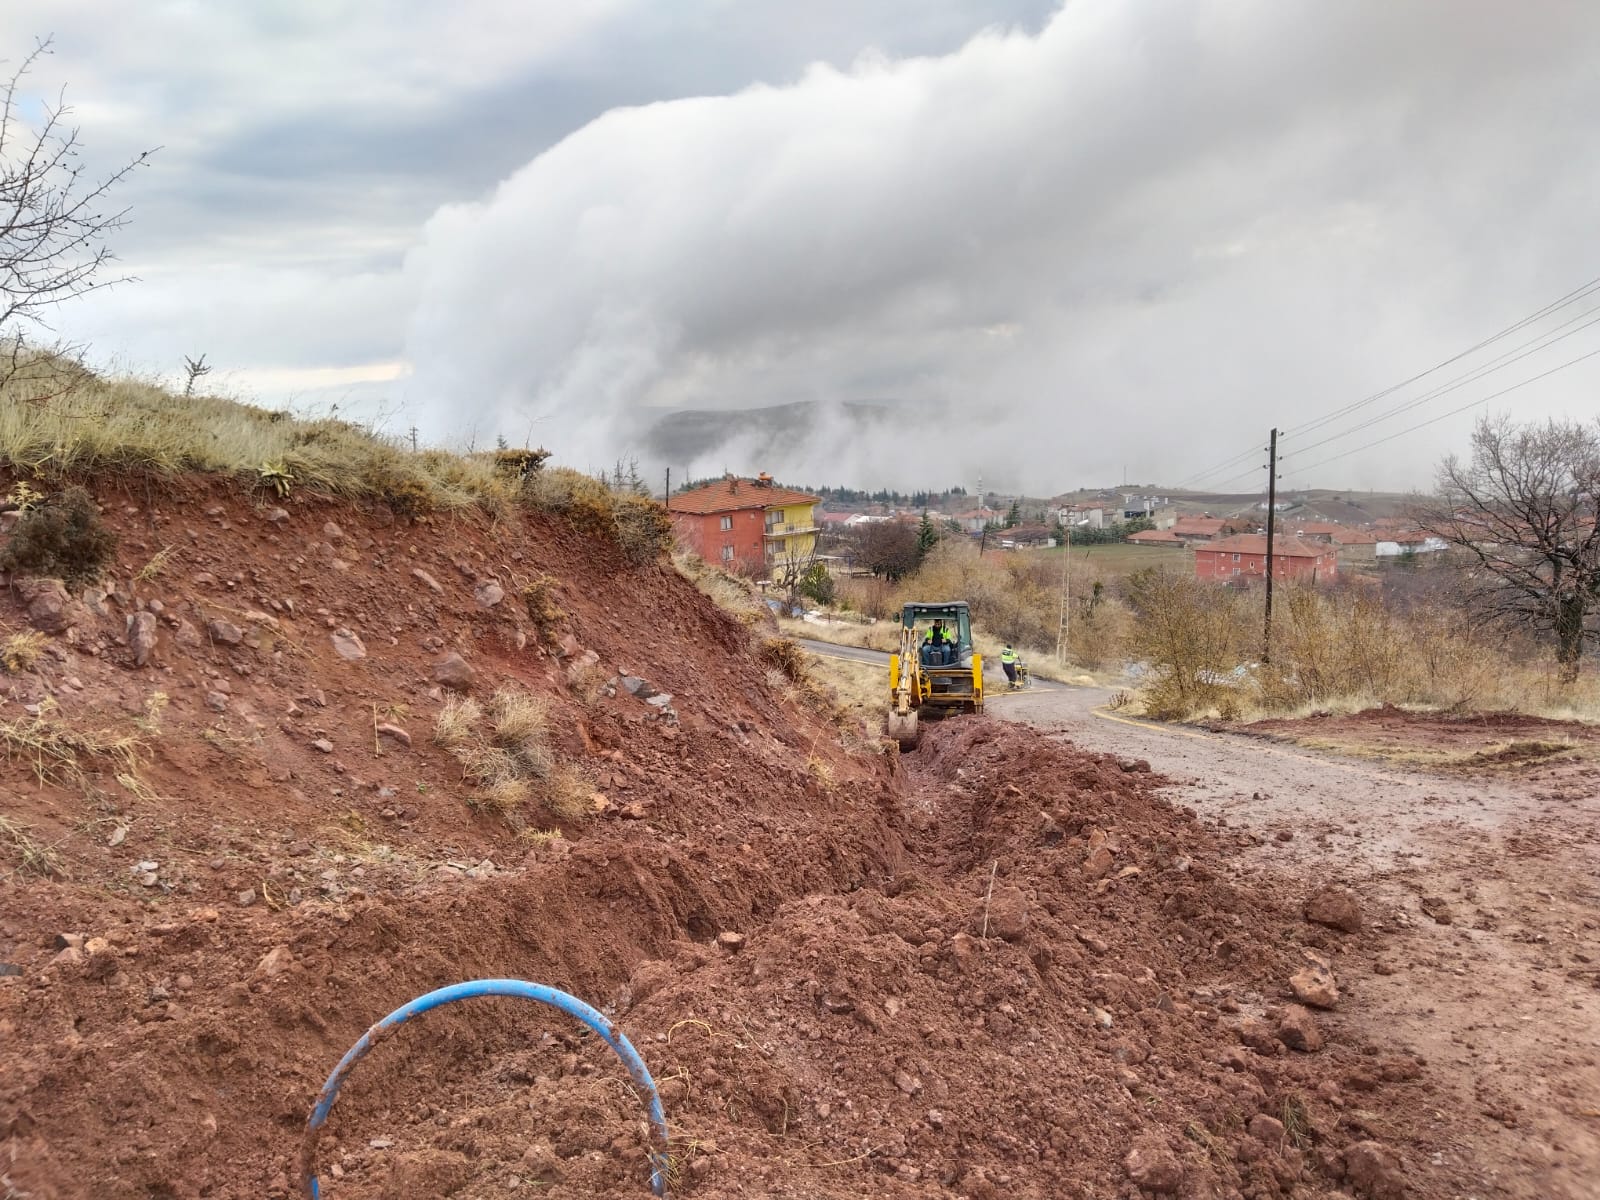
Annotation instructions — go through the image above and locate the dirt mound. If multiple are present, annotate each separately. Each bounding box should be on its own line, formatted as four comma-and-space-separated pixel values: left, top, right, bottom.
1, 477, 1436, 1198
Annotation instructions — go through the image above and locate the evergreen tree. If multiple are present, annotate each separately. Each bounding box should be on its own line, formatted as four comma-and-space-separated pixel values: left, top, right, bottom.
1005, 499, 1021, 528
916, 510, 939, 559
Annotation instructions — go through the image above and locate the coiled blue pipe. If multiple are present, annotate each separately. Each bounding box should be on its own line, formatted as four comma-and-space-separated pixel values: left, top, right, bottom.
299, 978, 669, 1198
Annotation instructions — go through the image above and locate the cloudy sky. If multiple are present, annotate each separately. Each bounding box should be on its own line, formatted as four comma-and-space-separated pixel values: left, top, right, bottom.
12, 0, 1600, 494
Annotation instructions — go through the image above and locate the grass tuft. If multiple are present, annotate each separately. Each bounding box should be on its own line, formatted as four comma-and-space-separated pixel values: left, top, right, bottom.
0, 814, 63, 878
2, 628, 48, 674
0, 713, 143, 790
434, 687, 589, 824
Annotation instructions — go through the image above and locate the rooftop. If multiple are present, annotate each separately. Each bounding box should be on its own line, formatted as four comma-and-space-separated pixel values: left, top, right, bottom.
1200, 534, 1335, 558
668, 475, 820, 515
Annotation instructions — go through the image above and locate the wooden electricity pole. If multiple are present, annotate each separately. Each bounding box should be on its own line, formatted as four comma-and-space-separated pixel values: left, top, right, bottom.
1055, 533, 1070, 666
1262, 427, 1279, 664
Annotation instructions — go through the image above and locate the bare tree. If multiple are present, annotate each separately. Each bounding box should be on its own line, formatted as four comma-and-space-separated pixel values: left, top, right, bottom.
2, 38, 153, 335
1414, 414, 1600, 682
181, 353, 210, 396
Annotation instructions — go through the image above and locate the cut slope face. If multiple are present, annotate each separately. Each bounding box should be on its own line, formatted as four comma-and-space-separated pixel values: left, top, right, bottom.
1, 471, 1438, 1198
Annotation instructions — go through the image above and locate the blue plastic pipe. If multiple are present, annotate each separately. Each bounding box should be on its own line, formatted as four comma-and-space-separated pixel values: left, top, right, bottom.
299, 978, 670, 1198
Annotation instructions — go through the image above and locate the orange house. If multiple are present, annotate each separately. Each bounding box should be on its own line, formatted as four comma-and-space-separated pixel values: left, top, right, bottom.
1194, 534, 1338, 585
668, 475, 820, 577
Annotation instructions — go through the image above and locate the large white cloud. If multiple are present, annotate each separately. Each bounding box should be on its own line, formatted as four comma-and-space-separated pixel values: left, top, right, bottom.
400, 0, 1600, 492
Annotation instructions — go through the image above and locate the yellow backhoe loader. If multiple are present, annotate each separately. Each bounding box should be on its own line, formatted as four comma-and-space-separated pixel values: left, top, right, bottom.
886, 601, 983, 749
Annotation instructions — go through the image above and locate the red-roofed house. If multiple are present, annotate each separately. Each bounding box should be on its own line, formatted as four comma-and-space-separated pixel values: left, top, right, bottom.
1126, 528, 1184, 545
1171, 516, 1231, 543
1194, 534, 1338, 585
669, 475, 820, 578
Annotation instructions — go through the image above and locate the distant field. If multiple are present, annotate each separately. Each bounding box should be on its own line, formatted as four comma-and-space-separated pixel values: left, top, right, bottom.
1039, 542, 1192, 576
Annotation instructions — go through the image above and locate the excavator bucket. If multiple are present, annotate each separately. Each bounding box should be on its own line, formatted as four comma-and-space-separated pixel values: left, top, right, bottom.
886, 708, 919, 750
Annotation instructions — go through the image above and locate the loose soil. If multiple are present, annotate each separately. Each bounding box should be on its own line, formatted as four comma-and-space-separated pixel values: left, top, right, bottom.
0, 476, 1583, 1199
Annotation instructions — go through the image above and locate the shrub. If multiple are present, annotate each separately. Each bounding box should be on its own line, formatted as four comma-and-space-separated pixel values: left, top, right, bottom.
798, 562, 836, 606
613, 494, 674, 565
521, 575, 566, 641
760, 638, 809, 683
0, 485, 119, 587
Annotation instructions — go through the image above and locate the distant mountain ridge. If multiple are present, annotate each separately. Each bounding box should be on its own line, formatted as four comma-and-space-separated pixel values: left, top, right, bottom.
644, 400, 897, 465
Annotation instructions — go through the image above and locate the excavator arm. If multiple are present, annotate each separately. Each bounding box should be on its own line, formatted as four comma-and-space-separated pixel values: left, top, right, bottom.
886, 622, 921, 749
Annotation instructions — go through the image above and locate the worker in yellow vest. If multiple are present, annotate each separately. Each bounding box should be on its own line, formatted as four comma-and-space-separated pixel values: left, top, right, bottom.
1000, 644, 1019, 688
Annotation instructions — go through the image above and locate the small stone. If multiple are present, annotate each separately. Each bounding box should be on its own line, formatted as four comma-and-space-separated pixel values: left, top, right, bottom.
323, 522, 344, 540
139, 872, 159, 888
894, 1069, 922, 1096
1092, 1007, 1114, 1029
1123, 1134, 1185, 1194
474, 579, 506, 608
375, 722, 411, 748
265, 507, 290, 525
1305, 886, 1362, 933
1289, 948, 1340, 1009
236, 888, 257, 907
411, 568, 445, 594
127, 611, 159, 667
107, 825, 127, 848
1343, 1140, 1406, 1199
716, 931, 747, 952
645, 692, 673, 708
1237, 1016, 1278, 1053
1084, 846, 1114, 879
205, 690, 229, 712
1248, 1114, 1286, 1145
311, 738, 334, 754
433, 652, 475, 692
983, 885, 1029, 941
255, 945, 293, 978
368, 1137, 393, 1150
1277, 1004, 1325, 1052
206, 619, 243, 645
331, 629, 367, 661
1419, 896, 1453, 925
619, 675, 654, 697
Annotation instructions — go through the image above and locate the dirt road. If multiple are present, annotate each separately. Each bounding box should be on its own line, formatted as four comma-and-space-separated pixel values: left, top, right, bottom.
1002, 684, 1600, 1200
801, 633, 1599, 1196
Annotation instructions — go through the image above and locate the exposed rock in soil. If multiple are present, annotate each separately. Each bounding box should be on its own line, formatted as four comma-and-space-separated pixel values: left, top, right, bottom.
1304, 885, 1362, 933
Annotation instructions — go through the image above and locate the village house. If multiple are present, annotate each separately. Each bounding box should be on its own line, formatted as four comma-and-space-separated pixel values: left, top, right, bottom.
1171, 516, 1231, 543
1194, 534, 1338, 585
1053, 503, 1108, 530
669, 474, 820, 579
1125, 528, 1185, 545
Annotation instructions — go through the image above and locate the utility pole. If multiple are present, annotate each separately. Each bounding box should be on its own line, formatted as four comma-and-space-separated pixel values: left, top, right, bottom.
1263, 427, 1279, 664
664, 467, 670, 504
1055, 535, 1070, 666
408, 425, 419, 453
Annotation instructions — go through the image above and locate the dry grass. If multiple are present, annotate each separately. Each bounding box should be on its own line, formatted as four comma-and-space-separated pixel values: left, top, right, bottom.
0, 713, 143, 790
433, 687, 590, 824
1123, 574, 1600, 723
0, 814, 63, 878
0, 353, 670, 559
518, 574, 566, 642
797, 651, 885, 722
2, 628, 48, 674
134, 544, 178, 582
759, 638, 809, 683
674, 553, 773, 627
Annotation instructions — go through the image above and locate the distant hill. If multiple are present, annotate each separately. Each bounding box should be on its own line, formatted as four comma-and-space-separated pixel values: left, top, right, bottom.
644, 400, 896, 465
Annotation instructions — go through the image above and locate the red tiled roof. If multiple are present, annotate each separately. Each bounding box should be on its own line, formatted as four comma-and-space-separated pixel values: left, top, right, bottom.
1172, 517, 1227, 535
1126, 529, 1184, 544
669, 478, 819, 515
1198, 534, 1334, 558
1293, 522, 1348, 536
1329, 529, 1378, 545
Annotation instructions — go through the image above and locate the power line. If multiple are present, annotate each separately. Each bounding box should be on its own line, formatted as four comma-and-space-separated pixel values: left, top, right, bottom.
1290, 345, 1600, 475
1286, 272, 1600, 438
1170, 441, 1268, 491
1287, 303, 1600, 459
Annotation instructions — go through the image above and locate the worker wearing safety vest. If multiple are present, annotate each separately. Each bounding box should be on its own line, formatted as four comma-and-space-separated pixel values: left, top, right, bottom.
1000, 644, 1019, 687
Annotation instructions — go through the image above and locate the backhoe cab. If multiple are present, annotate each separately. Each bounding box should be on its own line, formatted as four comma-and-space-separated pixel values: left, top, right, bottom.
886, 601, 984, 749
